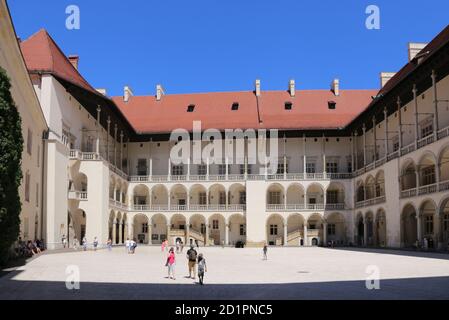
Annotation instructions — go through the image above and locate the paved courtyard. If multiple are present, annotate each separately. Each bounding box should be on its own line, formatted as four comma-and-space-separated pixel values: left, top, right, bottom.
1, 246, 449, 300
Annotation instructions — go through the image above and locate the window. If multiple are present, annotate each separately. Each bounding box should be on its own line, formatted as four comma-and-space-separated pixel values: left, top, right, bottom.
347, 161, 352, 173
198, 164, 207, 175
327, 190, 338, 204
327, 224, 336, 236
187, 104, 195, 112
420, 119, 433, 138
239, 164, 245, 175
201, 223, 206, 234
328, 101, 336, 110
392, 136, 399, 152
172, 165, 184, 176
422, 166, 436, 186
27, 129, 33, 155
270, 224, 278, 235
199, 192, 207, 205
142, 223, 148, 233
269, 191, 281, 204
309, 198, 317, 204
212, 220, 219, 230
239, 191, 246, 205
219, 191, 226, 205
284, 102, 292, 110
218, 164, 229, 175
444, 214, 449, 232
326, 161, 338, 173
231, 102, 239, 111
240, 224, 246, 236
425, 215, 433, 234
25, 172, 30, 202
137, 159, 147, 175
306, 162, 316, 174
277, 162, 288, 174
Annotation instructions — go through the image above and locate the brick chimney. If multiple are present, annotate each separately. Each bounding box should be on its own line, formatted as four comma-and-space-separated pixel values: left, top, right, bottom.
380, 72, 396, 88
124, 86, 133, 103
68, 55, 79, 70
288, 79, 295, 97
408, 43, 428, 62
331, 78, 340, 96
156, 84, 165, 101
255, 79, 261, 97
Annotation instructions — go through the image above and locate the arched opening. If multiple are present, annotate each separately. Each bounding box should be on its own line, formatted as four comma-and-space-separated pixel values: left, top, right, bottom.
170, 184, 188, 210
375, 209, 387, 247
189, 184, 207, 209
151, 184, 168, 209
306, 184, 324, 209
69, 209, 86, 244
151, 214, 168, 244
208, 214, 226, 245
401, 204, 417, 248
365, 175, 375, 200
440, 198, 449, 247
115, 180, 122, 202
133, 214, 149, 244
266, 183, 285, 208
122, 213, 127, 244
73, 172, 88, 192
228, 214, 246, 246
439, 146, 449, 182
356, 182, 365, 202
170, 214, 187, 245
375, 171, 385, 197
229, 183, 246, 209
286, 214, 305, 246
355, 212, 364, 246
209, 184, 226, 208
326, 182, 345, 207
109, 176, 115, 199
325, 212, 346, 245
307, 213, 324, 246
286, 184, 305, 208
401, 160, 417, 191
189, 214, 207, 246
133, 184, 150, 208
420, 200, 437, 248
108, 210, 115, 241
365, 211, 374, 246
266, 214, 285, 246
418, 153, 436, 186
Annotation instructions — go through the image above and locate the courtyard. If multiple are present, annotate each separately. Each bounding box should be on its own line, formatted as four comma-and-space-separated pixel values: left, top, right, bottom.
1, 246, 449, 300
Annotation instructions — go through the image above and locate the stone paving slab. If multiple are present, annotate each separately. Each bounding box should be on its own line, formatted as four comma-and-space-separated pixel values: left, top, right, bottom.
1, 246, 449, 300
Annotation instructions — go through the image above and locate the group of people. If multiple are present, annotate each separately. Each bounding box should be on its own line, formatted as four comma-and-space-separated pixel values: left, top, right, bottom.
62, 235, 98, 251
164, 244, 208, 285
15, 238, 45, 258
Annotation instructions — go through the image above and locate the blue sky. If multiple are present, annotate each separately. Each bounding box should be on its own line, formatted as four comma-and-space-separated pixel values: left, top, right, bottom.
8, 0, 449, 96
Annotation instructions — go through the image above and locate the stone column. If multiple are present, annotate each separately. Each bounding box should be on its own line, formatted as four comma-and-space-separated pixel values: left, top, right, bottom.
168, 158, 171, 180
106, 117, 111, 162
362, 124, 367, 166
303, 224, 308, 246
120, 131, 124, 170
118, 222, 123, 244
225, 223, 230, 246
187, 157, 190, 179
205, 223, 210, 247
323, 222, 328, 246
413, 84, 419, 148
185, 223, 190, 246
417, 214, 422, 244
384, 108, 389, 158
112, 221, 117, 244
283, 223, 288, 246
167, 224, 171, 245
363, 221, 368, 246
148, 222, 152, 245
431, 70, 439, 139
149, 158, 153, 180
114, 124, 118, 166
397, 97, 403, 151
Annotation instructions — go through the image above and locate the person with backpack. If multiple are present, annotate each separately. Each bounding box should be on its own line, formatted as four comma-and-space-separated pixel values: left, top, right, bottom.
82, 237, 87, 251
93, 237, 98, 251
263, 243, 268, 260
186, 246, 198, 279
197, 253, 207, 285
126, 238, 130, 254
166, 247, 176, 280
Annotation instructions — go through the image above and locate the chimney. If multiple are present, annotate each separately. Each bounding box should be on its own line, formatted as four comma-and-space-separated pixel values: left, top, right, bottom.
156, 84, 165, 101
380, 72, 396, 88
255, 79, 261, 97
124, 86, 133, 103
288, 79, 295, 97
331, 78, 340, 96
408, 43, 428, 62
68, 55, 79, 70
96, 88, 107, 96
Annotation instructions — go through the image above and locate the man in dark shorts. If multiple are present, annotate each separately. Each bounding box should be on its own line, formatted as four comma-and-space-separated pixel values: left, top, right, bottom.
186, 246, 198, 279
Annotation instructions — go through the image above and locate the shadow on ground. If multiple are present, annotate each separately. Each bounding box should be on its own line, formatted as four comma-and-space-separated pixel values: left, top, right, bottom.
330, 246, 449, 261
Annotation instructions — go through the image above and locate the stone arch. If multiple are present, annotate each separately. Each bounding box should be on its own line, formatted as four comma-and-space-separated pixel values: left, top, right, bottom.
401, 159, 417, 191
132, 184, 150, 206
438, 144, 449, 182
355, 211, 364, 246
375, 208, 387, 247
266, 183, 285, 205
208, 214, 226, 245
438, 197, 449, 246
401, 203, 418, 247
266, 213, 285, 246
418, 151, 437, 186
326, 182, 345, 204
133, 214, 149, 244
209, 184, 226, 207
365, 175, 375, 199
189, 184, 207, 207
356, 180, 365, 202
365, 211, 375, 246
286, 183, 305, 206
151, 184, 169, 208
306, 183, 324, 207
228, 183, 246, 206
419, 199, 438, 248
73, 172, 88, 192
307, 213, 324, 246
325, 212, 346, 245
286, 213, 305, 246
151, 213, 168, 244
374, 170, 385, 197
170, 184, 188, 209
228, 214, 246, 245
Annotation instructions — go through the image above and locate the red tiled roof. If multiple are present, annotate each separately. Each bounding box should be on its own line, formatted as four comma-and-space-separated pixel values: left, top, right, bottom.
112, 89, 377, 134
20, 29, 97, 95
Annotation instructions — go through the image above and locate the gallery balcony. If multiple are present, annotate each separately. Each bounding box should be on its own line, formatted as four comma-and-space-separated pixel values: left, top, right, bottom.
400, 180, 449, 199
68, 190, 88, 201
266, 203, 347, 211
128, 203, 246, 212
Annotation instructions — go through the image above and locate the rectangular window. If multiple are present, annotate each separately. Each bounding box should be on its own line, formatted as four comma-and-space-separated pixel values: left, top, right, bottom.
25, 173, 30, 202
212, 220, 219, 230
270, 224, 278, 235
172, 165, 184, 176
327, 224, 336, 236
269, 191, 281, 204
199, 192, 207, 205
239, 164, 245, 175
219, 191, 226, 205
425, 215, 434, 234
240, 224, 246, 236
326, 162, 338, 173
306, 162, 316, 174
218, 164, 227, 175
239, 191, 246, 205
137, 159, 147, 175
422, 166, 436, 186
277, 162, 288, 174
198, 164, 207, 175
347, 161, 352, 173
444, 214, 449, 232
27, 129, 33, 155
142, 223, 148, 233
201, 223, 206, 234
327, 190, 338, 204
421, 120, 433, 139
392, 136, 399, 152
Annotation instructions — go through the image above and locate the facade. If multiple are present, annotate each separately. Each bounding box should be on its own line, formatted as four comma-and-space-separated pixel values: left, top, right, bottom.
17, 24, 449, 249
0, 0, 48, 242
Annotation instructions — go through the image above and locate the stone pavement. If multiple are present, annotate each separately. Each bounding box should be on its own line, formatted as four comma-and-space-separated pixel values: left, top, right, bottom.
1, 246, 449, 300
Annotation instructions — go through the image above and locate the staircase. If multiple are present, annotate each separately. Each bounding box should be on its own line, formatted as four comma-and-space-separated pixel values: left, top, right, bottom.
287, 229, 302, 246
189, 229, 205, 246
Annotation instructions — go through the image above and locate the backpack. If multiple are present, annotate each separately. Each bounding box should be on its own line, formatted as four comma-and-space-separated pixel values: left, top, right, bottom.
188, 249, 197, 261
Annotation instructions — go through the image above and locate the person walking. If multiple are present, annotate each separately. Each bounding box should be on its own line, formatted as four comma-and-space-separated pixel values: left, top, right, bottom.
107, 238, 112, 251
82, 237, 87, 251
125, 238, 130, 254
93, 237, 98, 251
263, 243, 268, 260
176, 239, 180, 254
62, 234, 67, 249
186, 245, 198, 280
166, 247, 176, 280
195, 239, 199, 248
73, 236, 78, 250
197, 253, 207, 285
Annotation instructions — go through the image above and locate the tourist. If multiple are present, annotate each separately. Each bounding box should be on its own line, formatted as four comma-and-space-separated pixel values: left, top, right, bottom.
197, 253, 207, 285
186, 245, 198, 280
263, 243, 268, 260
93, 237, 98, 251
107, 238, 112, 251
161, 239, 165, 252
125, 238, 130, 254
423, 238, 428, 251
33, 240, 41, 254
176, 239, 180, 253
82, 237, 87, 251
62, 234, 67, 249
165, 239, 169, 251
166, 247, 176, 280
195, 239, 199, 248
131, 238, 137, 253
73, 236, 78, 250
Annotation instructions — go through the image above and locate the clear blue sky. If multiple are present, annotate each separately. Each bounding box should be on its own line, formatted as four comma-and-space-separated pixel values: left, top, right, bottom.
8, 0, 449, 96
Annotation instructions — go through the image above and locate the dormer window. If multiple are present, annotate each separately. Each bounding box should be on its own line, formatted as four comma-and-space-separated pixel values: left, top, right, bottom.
328, 101, 336, 110
284, 102, 293, 110
231, 102, 239, 111
187, 104, 195, 112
